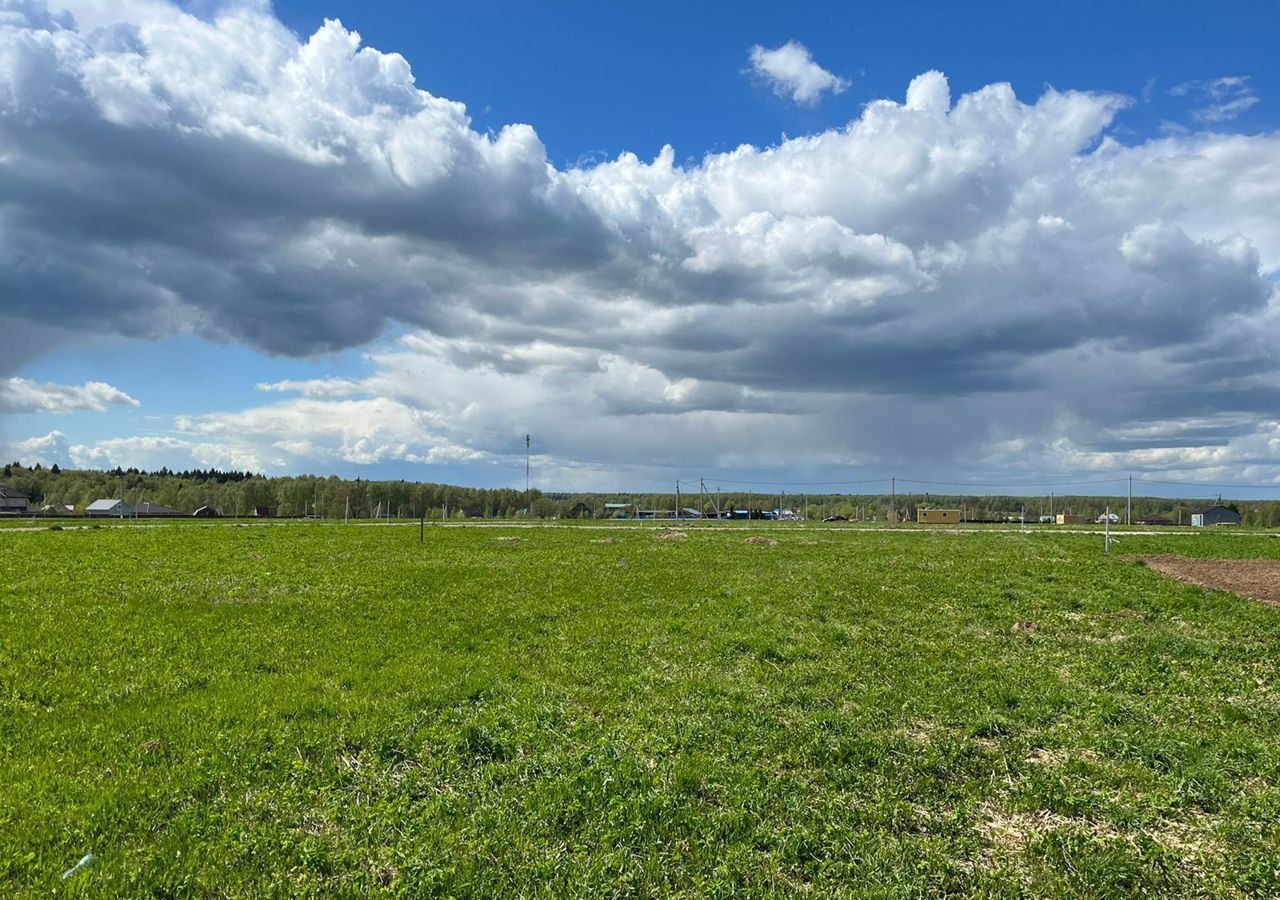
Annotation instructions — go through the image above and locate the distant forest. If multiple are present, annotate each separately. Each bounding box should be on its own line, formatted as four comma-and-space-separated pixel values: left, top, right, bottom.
4, 461, 1279, 526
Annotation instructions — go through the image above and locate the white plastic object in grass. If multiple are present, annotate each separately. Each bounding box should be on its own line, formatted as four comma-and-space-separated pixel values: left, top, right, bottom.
62, 853, 96, 879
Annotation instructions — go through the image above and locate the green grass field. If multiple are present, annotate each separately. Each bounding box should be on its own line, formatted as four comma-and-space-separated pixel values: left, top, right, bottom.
3, 524, 1279, 897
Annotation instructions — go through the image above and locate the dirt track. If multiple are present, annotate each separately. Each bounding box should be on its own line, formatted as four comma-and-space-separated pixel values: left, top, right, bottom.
1143, 555, 1280, 606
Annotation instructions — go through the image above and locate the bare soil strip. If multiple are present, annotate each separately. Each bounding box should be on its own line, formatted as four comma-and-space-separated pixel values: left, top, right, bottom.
1143, 555, 1280, 606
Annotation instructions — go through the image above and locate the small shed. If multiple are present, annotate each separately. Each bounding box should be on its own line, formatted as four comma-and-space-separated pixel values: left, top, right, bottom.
1191, 505, 1241, 527
917, 508, 961, 525
192, 506, 220, 518
87, 499, 132, 518
1056, 514, 1089, 525
0, 487, 29, 513
566, 501, 594, 519
42, 503, 75, 516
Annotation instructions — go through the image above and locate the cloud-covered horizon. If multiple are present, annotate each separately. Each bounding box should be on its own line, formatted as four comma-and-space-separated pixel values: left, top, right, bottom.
1, 0, 1278, 489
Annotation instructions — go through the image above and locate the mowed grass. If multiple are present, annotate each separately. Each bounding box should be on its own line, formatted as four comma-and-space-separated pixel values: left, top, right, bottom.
2, 525, 1279, 897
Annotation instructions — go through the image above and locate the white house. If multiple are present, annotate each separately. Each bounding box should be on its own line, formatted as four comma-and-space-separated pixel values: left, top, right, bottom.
86, 499, 132, 518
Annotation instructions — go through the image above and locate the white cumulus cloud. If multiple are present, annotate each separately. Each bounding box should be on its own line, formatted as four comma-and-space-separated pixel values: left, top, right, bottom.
0, 377, 139, 413
747, 40, 849, 105
0, 2, 1278, 486
255, 377, 364, 399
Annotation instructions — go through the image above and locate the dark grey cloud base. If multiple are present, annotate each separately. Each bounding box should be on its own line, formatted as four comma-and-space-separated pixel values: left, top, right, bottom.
1, 2, 1277, 482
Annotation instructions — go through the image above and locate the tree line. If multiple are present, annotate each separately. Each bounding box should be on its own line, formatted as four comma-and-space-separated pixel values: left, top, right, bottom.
1, 463, 538, 519
3, 462, 1278, 526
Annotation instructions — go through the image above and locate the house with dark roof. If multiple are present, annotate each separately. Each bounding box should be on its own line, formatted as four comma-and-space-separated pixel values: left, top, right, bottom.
0, 487, 29, 513
1191, 505, 1241, 527
566, 501, 594, 518
135, 501, 182, 517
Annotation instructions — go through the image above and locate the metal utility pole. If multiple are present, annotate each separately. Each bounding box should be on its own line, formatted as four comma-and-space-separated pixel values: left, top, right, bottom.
525, 434, 531, 499
1050, 492, 1054, 520
1127, 476, 1132, 526
891, 476, 896, 524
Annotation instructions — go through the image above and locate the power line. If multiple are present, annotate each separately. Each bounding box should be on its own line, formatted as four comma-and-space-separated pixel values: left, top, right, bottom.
704, 477, 893, 487
663, 473, 1277, 494
1137, 477, 1280, 491
898, 476, 1130, 489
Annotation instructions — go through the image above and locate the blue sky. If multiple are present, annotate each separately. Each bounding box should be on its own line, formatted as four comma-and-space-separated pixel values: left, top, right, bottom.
268, 0, 1279, 163
2, 0, 1279, 495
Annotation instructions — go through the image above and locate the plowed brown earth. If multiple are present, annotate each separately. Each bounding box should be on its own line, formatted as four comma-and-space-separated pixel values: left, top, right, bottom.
1142, 555, 1280, 606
